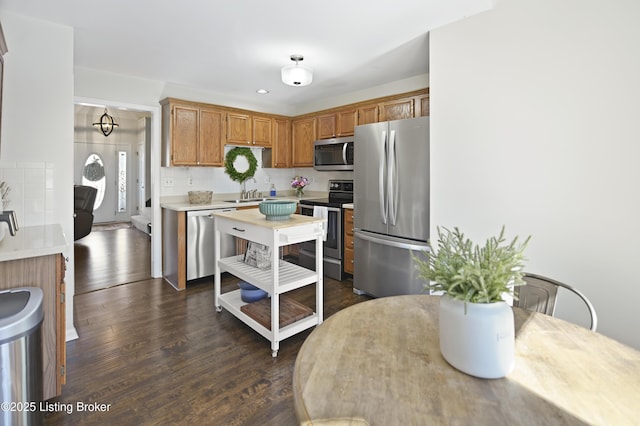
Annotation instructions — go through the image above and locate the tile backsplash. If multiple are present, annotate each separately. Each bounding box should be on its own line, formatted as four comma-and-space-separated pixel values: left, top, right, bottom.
0, 161, 55, 226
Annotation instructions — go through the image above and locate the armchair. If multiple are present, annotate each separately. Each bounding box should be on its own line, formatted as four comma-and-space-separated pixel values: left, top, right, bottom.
74, 185, 97, 240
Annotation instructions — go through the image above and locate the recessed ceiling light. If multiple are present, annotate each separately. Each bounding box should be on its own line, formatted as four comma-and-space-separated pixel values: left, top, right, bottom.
256, 89, 269, 94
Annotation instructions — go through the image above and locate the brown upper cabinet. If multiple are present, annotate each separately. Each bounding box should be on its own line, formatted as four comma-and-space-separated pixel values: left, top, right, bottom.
378, 97, 415, 122
161, 88, 428, 167
271, 118, 291, 168
227, 112, 273, 147
316, 109, 357, 140
357, 105, 380, 126
292, 117, 317, 167
161, 99, 225, 167
317, 113, 337, 139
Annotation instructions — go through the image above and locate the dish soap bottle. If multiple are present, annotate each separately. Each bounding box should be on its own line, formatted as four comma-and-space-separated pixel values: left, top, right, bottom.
270, 184, 276, 197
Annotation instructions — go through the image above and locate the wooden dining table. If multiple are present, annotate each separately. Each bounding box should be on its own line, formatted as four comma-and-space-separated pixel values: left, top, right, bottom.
293, 295, 640, 426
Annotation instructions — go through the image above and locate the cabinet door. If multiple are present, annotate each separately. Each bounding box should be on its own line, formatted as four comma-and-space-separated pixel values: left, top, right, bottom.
343, 209, 355, 274
199, 108, 225, 166
415, 93, 430, 117
272, 118, 291, 168
172, 105, 199, 165
252, 116, 273, 147
317, 113, 336, 139
292, 117, 317, 167
56, 254, 66, 393
337, 109, 357, 136
227, 112, 252, 145
358, 105, 379, 125
379, 98, 414, 121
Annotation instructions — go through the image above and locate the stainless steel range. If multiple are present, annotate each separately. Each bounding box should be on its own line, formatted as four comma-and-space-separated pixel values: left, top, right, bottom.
298, 179, 353, 281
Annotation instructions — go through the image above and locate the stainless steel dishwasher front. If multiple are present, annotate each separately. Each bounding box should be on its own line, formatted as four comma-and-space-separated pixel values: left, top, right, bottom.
187, 208, 236, 280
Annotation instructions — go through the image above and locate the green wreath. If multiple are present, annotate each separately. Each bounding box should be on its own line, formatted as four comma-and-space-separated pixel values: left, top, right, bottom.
225, 147, 258, 182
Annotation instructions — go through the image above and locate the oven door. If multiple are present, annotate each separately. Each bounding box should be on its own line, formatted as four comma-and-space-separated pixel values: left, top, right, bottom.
299, 204, 342, 259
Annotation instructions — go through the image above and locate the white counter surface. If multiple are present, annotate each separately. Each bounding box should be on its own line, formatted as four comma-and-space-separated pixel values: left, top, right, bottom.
161, 192, 327, 212
0, 224, 68, 262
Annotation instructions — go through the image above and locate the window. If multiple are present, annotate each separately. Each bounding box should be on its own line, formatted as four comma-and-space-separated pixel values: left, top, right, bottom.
82, 154, 106, 210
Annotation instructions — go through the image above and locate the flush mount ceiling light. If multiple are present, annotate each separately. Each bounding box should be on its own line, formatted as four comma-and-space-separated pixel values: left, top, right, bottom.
281, 54, 313, 87
93, 107, 119, 137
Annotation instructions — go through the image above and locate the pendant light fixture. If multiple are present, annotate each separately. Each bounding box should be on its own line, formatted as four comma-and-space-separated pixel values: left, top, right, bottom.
281, 54, 313, 87
93, 107, 119, 137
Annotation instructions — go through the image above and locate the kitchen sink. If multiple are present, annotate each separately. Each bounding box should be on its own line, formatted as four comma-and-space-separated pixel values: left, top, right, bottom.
223, 198, 277, 203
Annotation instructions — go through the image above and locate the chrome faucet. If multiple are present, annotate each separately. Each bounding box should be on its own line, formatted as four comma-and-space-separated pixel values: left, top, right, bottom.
241, 177, 257, 199
0, 210, 19, 236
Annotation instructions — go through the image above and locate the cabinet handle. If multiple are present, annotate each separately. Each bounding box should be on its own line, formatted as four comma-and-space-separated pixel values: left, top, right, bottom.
232, 227, 245, 232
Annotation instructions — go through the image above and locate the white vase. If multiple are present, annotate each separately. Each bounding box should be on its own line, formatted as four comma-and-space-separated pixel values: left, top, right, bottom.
438, 294, 515, 379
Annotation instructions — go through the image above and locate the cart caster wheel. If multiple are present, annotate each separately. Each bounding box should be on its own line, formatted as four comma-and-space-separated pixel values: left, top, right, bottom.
215, 306, 222, 312
272, 350, 278, 357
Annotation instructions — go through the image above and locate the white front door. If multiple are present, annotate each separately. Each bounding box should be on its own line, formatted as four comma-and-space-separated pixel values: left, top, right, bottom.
75, 142, 132, 223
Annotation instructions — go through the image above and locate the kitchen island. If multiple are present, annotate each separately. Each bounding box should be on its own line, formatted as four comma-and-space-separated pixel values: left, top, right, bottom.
212, 209, 325, 356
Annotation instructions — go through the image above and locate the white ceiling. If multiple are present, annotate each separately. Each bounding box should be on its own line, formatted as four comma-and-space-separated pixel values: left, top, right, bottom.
0, 0, 491, 111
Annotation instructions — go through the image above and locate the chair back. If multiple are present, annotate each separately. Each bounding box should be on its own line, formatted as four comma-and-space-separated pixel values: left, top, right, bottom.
514, 273, 597, 331
74, 185, 97, 212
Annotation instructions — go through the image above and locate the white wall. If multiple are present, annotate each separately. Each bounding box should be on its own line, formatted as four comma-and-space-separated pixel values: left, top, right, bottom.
430, 0, 640, 348
0, 12, 77, 339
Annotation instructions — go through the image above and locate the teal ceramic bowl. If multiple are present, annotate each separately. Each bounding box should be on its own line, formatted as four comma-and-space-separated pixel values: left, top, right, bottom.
258, 200, 297, 221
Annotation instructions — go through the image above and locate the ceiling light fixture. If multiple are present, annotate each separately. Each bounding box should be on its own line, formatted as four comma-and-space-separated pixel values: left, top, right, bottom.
281, 54, 313, 87
92, 107, 119, 137
256, 89, 269, 94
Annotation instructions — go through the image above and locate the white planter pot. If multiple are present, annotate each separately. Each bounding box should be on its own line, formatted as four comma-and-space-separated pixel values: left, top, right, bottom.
439, 295, 515, 379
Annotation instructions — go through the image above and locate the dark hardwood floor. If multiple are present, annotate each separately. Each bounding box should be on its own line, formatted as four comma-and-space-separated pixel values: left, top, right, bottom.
74, 224, 151, 294
52, 226, 370, 425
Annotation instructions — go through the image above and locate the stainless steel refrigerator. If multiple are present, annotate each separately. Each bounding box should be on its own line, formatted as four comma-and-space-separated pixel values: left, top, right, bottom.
353, 116, 430, 297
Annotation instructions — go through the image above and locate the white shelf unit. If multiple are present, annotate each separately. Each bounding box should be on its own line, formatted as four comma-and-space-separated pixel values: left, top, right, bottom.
213, 210, 325, 357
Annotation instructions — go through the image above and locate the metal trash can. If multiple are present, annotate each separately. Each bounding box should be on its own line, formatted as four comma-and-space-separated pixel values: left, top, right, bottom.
0, 287, 44, 426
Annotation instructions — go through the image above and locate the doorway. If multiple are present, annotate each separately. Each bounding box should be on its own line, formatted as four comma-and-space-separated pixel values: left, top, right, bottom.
74, 105, 150, 224
73, 100, 161, 282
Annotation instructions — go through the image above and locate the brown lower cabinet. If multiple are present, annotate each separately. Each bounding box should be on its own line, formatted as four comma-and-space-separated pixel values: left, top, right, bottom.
0, 253, 66, 400
344, 208, 354, 275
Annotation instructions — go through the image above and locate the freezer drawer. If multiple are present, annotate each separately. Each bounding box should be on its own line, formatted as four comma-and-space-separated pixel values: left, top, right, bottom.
353, 230, 430, 298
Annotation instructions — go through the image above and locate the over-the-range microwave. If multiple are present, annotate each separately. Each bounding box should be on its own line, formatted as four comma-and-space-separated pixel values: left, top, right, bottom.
313, 137, 354, 171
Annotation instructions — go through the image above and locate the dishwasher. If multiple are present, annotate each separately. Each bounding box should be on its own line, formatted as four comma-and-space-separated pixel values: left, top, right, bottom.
187, 208, 236, 280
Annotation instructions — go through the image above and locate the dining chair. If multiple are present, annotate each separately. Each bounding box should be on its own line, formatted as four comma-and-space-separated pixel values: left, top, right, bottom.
514, 272, 598, 331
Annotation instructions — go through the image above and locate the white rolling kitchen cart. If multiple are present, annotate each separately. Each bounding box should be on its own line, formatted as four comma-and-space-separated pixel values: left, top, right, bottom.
212, 209, 325, 357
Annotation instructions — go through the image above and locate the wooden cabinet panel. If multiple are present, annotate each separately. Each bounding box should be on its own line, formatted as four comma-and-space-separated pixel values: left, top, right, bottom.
199, 108, 225, 166
317, 113, 337, 139
0, 254, 66, 399
272, 118, 291, 168
227, 112, 252, 145
292, 117, 317, 167
337, 109, 357, 136
56, 254, 66, 393
343, 208, 354, 275
252, 116, 272, 147
317, 110, 356, 139
379, 97, 414, 121
162, 100, 225, 166
415, 92, 430, 117
171, 105, 199, 165
358, 105, 379, 125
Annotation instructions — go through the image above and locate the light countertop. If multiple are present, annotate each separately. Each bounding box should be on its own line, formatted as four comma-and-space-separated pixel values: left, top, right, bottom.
212, 208, 325, 229
0, 224, 67, 262
161, 191, 327, 212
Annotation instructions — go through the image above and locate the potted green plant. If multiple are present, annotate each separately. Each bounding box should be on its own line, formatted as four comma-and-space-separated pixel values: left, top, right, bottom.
413, 225, 530, 379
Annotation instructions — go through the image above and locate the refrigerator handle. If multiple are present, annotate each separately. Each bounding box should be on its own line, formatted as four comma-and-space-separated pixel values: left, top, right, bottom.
379, 130, 388, 224
388, 130, 398, 225
355, 230, 429, 251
